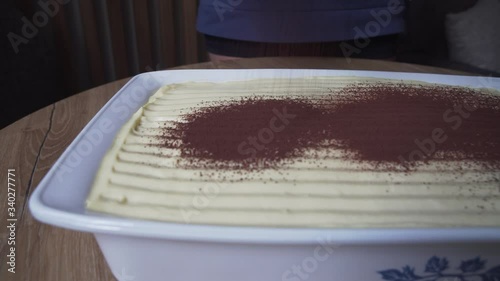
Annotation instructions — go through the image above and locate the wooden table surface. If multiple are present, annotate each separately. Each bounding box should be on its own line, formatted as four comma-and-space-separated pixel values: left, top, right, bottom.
0, 57, 471, 281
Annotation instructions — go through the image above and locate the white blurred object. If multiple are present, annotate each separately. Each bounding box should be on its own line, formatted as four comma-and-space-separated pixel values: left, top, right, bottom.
29, 69, 500, 281
446, 0, 500, 73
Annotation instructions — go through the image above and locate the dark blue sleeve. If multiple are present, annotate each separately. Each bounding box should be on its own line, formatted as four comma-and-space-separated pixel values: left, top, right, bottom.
197, 0, 406, 43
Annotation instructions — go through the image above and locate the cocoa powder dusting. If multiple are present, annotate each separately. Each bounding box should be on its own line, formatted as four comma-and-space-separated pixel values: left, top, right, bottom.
166, 97, 327, 169
161, 83, 500, 171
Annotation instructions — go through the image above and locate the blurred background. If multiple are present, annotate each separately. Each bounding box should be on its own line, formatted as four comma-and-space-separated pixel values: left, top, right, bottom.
1, 0, 499, 129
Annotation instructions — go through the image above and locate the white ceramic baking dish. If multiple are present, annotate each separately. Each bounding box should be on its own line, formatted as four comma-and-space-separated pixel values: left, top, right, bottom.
30, 69, 500, 281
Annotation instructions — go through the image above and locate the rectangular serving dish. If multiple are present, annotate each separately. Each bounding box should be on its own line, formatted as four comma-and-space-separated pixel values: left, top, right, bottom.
30, 69, 500, 281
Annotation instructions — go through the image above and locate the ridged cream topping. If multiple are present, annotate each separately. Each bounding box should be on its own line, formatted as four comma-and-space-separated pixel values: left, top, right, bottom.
86, 77, 500, 228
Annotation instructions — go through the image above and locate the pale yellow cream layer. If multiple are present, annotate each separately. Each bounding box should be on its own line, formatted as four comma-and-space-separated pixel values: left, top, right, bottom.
86, 77, 500, 227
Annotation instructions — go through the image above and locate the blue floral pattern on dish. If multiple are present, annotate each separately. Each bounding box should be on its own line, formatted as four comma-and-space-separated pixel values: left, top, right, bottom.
378, 256, 500, 281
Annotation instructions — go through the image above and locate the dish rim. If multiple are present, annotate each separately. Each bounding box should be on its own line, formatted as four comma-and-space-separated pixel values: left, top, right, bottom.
29, 69, 500, 245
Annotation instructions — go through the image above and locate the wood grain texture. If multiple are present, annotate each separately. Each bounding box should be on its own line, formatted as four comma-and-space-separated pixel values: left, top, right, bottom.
0, 106, 53, 280
0, 59, 473, 281
11, 80, 129, 281
0, 79, 129, 281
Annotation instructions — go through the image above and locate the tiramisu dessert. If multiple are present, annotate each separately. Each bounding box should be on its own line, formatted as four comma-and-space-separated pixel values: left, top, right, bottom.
86, 77, 500, 228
